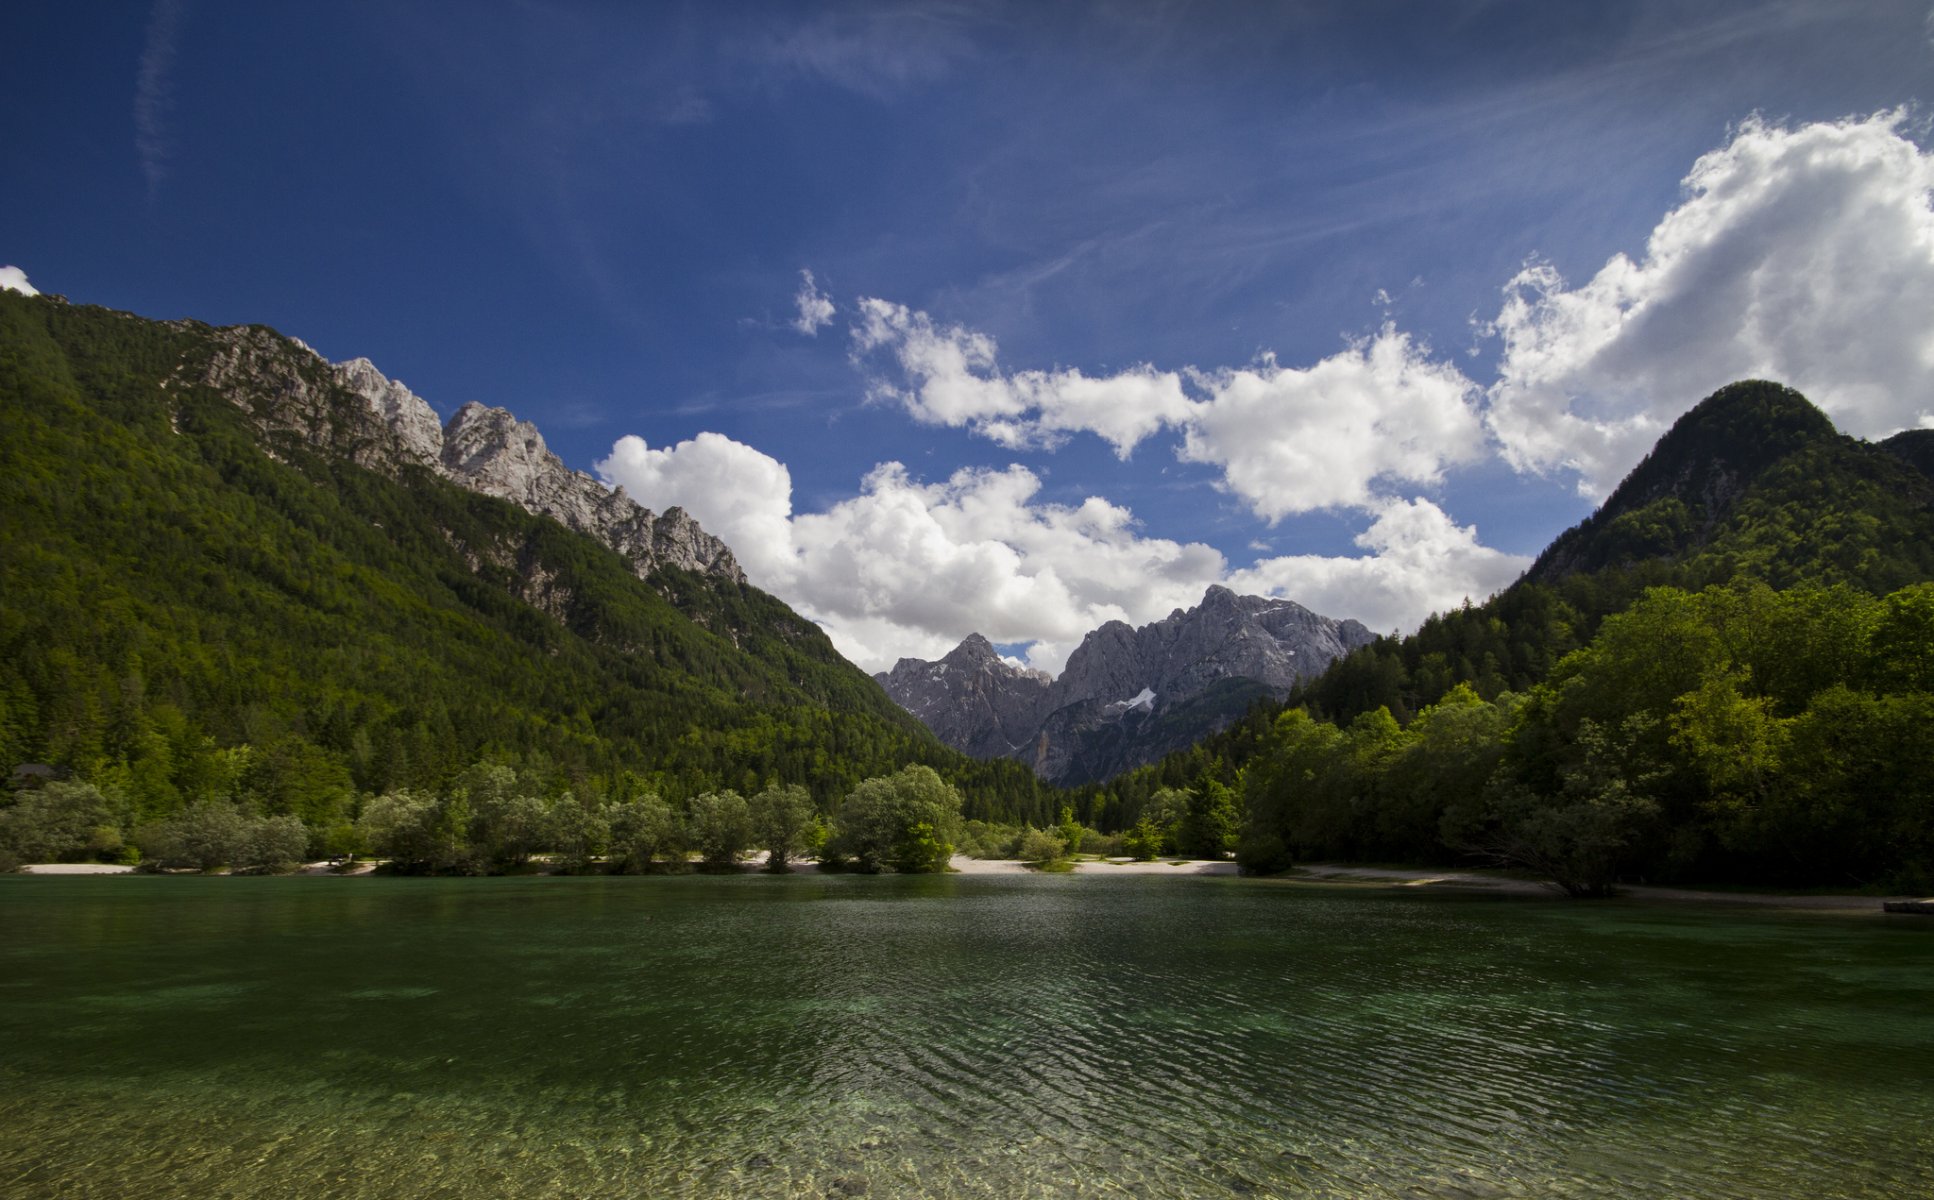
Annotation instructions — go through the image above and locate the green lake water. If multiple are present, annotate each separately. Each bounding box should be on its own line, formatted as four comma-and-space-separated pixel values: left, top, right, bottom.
1, 873, 1929, 1199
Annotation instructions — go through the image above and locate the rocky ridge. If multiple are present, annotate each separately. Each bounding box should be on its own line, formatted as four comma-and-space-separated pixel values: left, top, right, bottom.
874, 634, 1053, 760
877, 585, 1375, 784
187, 327, 743, 585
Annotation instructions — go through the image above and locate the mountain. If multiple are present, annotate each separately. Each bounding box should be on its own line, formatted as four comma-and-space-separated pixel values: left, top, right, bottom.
0, 291, 1055, 829
1085, 380, 1934, 823
878, 586, 1374, 785
1287, 380, 1934, 726
203, 327, 743, 585
873, 634, 1053, 761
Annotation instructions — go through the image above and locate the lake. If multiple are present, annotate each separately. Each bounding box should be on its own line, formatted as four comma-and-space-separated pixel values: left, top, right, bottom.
1, 873, 1928, 1198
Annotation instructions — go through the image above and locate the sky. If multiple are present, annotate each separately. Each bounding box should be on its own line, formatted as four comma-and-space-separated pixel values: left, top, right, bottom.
5, 1, 1934, 675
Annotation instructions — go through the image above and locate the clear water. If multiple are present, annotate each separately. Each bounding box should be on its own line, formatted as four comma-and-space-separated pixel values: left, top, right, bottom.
1, 874, 1929, 1198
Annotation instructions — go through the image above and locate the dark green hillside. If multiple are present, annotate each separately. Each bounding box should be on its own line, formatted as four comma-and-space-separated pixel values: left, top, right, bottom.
1072, 382, 1934, 889
1291, 381, 1934, 727
0, 291, 1052, 834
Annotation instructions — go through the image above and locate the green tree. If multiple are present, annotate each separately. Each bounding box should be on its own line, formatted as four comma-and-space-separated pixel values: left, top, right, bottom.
1238, 710, 1345, 873
233, 814, 309, 874
687, 789, 753, 867
1055, 805, 1085, 856
546, 790, 609, 873
1020, 826, 1067, 864
1484, 719, 1663, 897
140, 799, 248, 871
606, 793, 682, 873
1178, 780, 1239, 858
356, 790, 465, 872
832, 765, 962, 873
1122, 818, 1165, 862
0, 781, 116, 864
748, 783, 816, 871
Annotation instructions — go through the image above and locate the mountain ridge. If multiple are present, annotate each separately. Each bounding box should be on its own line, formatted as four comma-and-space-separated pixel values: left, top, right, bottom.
187, 323, 745, 587
1080, 379, 1934, 831
878, 586, 1374, 784
0, 290, 1056, 827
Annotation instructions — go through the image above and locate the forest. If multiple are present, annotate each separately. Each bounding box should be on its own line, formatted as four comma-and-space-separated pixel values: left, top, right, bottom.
0, 291, 1062, 858
4, 294, 1933, 894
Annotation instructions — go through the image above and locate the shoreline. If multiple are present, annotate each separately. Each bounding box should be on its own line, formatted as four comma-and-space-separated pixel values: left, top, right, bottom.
15, 858, 1923, 912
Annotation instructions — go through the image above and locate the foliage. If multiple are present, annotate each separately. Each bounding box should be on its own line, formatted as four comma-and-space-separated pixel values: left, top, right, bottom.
545, 790, 608, 873
1232, 582, 1934, 893
0, 781, 119, 864
606, 793, 683, 873
1019, 826, 1068, 864
830, 765, 962, 873
748, 782, 818, 871
133, 798, 307, 872
0, 291, 1065, 858
686, 789, 753, 867
1055, 806, 1084, 855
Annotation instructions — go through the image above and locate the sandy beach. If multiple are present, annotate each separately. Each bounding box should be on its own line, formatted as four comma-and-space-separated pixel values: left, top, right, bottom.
15, 856, 1921, 911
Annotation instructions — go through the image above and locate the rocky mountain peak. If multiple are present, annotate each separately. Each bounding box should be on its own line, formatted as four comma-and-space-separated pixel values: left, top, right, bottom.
872, 633, 1052, 760
334, 357, 443, 466
947, 633, 1002, 664
878, 585, 1376, 784
186, 326, 744, 586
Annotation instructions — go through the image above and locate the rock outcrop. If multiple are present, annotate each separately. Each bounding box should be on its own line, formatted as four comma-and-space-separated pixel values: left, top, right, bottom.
188, 327, 743, 584
874, 634, 1053, 760
877, 585, 1375, 784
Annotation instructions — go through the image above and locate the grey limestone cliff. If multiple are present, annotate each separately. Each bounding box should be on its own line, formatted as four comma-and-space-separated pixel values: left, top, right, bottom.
878, 585, 1375, 784
188, 326, 743, 585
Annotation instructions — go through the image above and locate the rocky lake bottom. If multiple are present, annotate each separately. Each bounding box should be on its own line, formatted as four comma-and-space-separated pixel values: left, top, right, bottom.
2, 873, 1929, 1198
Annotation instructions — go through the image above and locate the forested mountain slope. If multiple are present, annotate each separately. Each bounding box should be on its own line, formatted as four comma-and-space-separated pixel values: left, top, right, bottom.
1293, 381, 1934, 726
0, 292, 1054, 833
1070, 382, 1934, 884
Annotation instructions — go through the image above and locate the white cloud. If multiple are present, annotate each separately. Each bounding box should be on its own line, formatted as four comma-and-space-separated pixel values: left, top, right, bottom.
791, 269, 835, 335
599, 428, 1522, 675
1487, 110, 1934, 497
1179, 326, 1485, 520
0, 266, 37, 297
599, 429, 1223, 673
850, 297, 1191, 457
1227, 497, 1531, 636
850, 299, 1482, 510
595, 432, 797, 587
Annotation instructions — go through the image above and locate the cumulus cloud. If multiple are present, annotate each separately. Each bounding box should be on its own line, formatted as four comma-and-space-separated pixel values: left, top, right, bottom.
850, 297, 1191, 457
850, 299, 1483, 512
1487, 110, 1934, 497
599, 428, 1522, 674
598, 430, 1224, 673
1180, 326, 1485, 521
0, 266, 37, 296
596, 432, 797, 586
791, 269, 835, 335
1227, 497, 1531, 636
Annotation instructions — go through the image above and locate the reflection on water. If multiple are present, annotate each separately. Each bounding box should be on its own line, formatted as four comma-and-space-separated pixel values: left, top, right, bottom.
2, 874, 1929, 1198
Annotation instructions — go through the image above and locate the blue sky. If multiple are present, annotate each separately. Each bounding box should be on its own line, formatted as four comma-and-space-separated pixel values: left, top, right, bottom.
6, 1, 1934, 672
